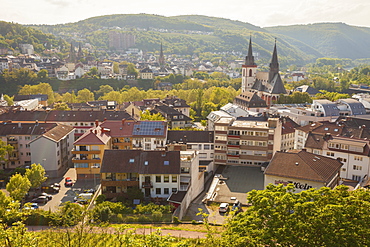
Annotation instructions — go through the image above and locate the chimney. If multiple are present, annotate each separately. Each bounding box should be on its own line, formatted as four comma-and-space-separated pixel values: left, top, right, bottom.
94, 129, 97, 134
95, 120, 99, 127
362, 125, 366, 129
18, 122, 21, 128
122, 119, 125, 125
104, 117, 107, 121
35, 120, 38, 125
132, 108, 135, 117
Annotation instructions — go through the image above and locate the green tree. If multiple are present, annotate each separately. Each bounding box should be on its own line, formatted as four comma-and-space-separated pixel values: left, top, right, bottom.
0, 139, 13, 164
76, 88, 94, 103
25, 163, 47, 189
95, 85, 114, 98
61, 91, 77, 103
2, 94, 13, 106
37, 69, 49, 79
18, 82, 55, 104
6, 174, 31, 202
140, 110, 165, 120
223, 184, 370, 247
53, 102, 70, 111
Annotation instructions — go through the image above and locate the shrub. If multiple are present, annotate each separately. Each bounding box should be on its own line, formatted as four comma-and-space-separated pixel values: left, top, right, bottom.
137, 215, 150, 223
173, 216, 181, 224
95, 194, 106, 204
152, 211, 163, 222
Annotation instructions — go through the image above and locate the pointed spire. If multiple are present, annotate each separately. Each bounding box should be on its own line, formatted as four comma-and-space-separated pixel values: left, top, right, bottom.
269, 38, 279, 81
245, 35, 255, 66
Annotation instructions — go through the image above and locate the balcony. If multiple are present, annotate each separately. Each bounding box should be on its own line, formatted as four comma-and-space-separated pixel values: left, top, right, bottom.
227, 134, 240, 139
142, 182, 153, 188
227, 144, 240, 148
72, 150, 101, 154
72, 157, 101, 163
7, 138, 18, 144
9, 156, 19, 161
102, 180, 139, 187
227, 153, 240, 158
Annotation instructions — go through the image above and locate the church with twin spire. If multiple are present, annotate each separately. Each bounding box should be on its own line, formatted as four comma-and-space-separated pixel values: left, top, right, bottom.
241, 37, 287, 106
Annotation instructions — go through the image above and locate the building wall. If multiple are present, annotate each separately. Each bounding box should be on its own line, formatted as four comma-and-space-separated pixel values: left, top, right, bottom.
264, 174, 326, 192
30, 137, 58, 177
139, 174, 180, 199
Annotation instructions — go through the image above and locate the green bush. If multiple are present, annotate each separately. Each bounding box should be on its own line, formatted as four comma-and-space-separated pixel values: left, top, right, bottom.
95, 194, 106, 204
173, 216, 181, 224
137, 215, 150, 222
152, 211, 163, 222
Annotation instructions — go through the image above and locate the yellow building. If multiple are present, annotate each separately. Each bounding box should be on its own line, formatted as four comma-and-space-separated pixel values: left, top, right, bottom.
72, 126, 111, 180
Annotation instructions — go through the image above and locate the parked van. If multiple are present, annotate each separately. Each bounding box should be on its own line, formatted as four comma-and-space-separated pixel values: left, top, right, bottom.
74, 193, 93, 204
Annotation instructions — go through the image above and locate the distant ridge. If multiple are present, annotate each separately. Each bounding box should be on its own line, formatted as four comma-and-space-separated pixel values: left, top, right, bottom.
22, 14, 370, 64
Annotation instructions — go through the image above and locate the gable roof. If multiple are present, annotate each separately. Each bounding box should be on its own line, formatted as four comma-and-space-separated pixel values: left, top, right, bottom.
40, 124, 74, 142
0, 122, 57, 136
74, 126, 111, 145
101, 150, 181, 175
265, 150, 342, 183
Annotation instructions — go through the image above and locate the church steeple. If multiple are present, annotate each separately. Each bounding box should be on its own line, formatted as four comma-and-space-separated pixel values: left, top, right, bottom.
159, 42, 165, 68
269, 38, 279, 81
245, 36, 255, 66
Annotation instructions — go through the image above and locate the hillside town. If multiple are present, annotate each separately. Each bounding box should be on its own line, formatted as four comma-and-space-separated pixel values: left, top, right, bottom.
2, 36, 370, 226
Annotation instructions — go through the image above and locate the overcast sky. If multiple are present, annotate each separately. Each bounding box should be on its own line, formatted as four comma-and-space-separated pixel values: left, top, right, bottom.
1, 0, 370, 28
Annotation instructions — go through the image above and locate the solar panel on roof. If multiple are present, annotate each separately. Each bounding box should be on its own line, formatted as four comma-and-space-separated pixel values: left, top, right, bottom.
133, 122, 165, 136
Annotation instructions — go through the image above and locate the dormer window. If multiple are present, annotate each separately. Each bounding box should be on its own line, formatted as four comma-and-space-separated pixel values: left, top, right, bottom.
129, 159, 134, 163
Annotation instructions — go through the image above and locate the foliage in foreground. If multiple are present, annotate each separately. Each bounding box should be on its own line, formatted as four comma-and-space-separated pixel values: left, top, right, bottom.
222, 184, 370, 247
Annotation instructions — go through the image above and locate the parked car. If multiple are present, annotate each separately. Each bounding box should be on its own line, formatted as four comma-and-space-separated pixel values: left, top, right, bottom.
231, 200, 242, 214
31, 196, 48, 204
74, 193, 93, 204
40, 193, 52, 201
31, 203, 39, 209
65, 177, 73, 187
219, 203, 229, 213
42, 184, 59, 193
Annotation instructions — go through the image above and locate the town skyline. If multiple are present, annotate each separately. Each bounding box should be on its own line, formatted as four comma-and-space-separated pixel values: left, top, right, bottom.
1, 0, 370, 28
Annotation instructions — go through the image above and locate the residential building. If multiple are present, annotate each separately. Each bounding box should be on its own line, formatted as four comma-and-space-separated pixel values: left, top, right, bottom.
264, 150, 342, 192
0, 122, 68, 170
72, 125, 111, 180
233, 91, 268, 112
281, 117, 300, 152
151, 105, 192, 129
100, 150, 180, 200
29, 124, 74, 177
140, 67, 154, 80
0, 110, 133, 139
167, 130, 215, 172
305, 132, 370, 181
213, 115, 282, 167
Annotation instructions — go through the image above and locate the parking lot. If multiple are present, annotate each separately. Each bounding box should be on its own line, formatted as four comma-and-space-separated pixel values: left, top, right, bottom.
37, 168, 98, 212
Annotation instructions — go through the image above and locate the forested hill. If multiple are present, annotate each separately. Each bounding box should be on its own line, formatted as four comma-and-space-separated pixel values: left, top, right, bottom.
0, 21, 68, 53
265, 23, 370, 59
24, 14, 370, 65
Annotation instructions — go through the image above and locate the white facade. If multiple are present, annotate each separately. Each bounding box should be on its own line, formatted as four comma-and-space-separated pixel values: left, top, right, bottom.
139, 174, 180, 198
30, 128, 74, 178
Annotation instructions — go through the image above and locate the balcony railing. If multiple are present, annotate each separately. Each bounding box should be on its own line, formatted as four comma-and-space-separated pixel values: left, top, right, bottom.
142, 182, 153, 188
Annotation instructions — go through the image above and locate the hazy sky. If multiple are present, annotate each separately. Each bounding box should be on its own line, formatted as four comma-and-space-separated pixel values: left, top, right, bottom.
1, 0, 370, 27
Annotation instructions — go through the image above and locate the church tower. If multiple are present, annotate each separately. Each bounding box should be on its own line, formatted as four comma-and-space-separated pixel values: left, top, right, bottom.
159, 42, 165, 68
269, 38, 279, 82
241, 36, 257, 92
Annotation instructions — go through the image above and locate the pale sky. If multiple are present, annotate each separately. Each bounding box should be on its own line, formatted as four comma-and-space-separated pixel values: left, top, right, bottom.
1, 0, 370, 28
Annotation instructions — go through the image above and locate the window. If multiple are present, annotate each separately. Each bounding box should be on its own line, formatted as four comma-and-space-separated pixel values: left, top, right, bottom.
181, 167, 190, 173
156, 188, 161, 194
156, 176, 161, 183
57, 151, 59, 156
164, 161, 169, 165
204, 144, 210, 150
164, 176, 169, 183
144, 161, 148, 166
20, 144, 23, 148
172, 188, 177, 193
352, 175, 362, 181
26, 152, 31, 156
326, 152, 334, 157
354, 156, 363, 161
26, 144, 30, 148
25, 136, 30, 140
164, 188, 169, 194
171, 176, 177, 183
353, 165, 362, 170
338, 157, 347, 162
129, 159, 134, 163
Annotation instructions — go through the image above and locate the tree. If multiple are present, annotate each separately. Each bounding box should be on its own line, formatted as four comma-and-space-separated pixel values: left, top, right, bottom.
95, 85, 113, 98
2, 94, 13, 106
62, 91, 77, 103
25, 163, 47, 189
0, 139, 13, 164
6, 174, 31, 202
18, 82, 55, 105
223, 184, 370, 247
53, 102, 70, 111
76, 88, 94, 103
37, 69, 48, 79
140, 110, 165, 121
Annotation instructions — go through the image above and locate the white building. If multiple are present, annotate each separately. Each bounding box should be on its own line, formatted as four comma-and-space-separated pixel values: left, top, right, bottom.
30, 124, 75, 177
